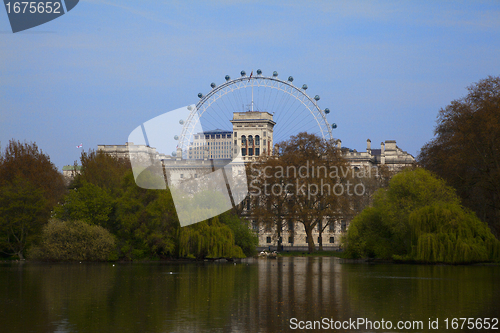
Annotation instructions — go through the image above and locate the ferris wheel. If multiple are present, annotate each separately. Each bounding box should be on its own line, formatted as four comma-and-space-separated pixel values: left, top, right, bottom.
177, 69, 336, 153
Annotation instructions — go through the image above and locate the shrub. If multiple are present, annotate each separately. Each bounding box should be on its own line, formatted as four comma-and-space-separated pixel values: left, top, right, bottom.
29, 219, 116, 261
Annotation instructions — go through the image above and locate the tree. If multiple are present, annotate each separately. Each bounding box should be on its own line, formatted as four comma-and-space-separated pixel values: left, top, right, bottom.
343, 168, 500, 263
0, 140, 66, 259
57, 149, 249, 260
0, 140, 65, 207
419, 76, 500, 237
0, 177, 48, 259
248, 132, 352, 253
73, 150, 131, 195
219, 210, 258, 257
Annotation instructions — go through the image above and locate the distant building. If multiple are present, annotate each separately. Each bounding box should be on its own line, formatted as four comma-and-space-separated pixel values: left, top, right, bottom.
188, 129, 233, 160
337, 139, 415, 170
232, 111, 275, 161
62, 165, 81, 184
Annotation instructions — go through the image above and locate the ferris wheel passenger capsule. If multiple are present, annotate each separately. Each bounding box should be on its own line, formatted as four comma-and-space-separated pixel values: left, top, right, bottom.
332, 123, 337, 129
241, 70, 246, 76
288, 76, 294, 82
210, 82, 216, 89
225, 75, 230, 81
273, 71, 278, 77
198, 93, 203, 98
324, 108, 330, 114
314, 95, 320, 101
179, 119, 184, 125
171, 151, 176, 157
174, 135, 179, 140
302, 84, 308, 90
257, 69, 262, 75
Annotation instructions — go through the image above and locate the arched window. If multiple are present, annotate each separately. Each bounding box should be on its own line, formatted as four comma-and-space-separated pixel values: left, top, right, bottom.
248, 135, 253, 143
255, 135, 260, 145
241, 135, 246, 144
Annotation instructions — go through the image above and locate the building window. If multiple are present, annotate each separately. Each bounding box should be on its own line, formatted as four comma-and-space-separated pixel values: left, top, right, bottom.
248, 148, 253, 156
263, 131, 266, 137
248, 135, 253, 143
205, 134, 210, 139
255, 135, 260, 145
227, 134, 231, 138
241, 135, 246, 144
180, 174, 184, 178
288, 237, 293, 244
252, 221, 258, 231
329, 221, 335, 231
255, 148, 260, 156
242, 148, 246, 156
317, 221, 322, 232
266, 237, 272, 244
341, 220, 347, 232
330, 237, 335, 244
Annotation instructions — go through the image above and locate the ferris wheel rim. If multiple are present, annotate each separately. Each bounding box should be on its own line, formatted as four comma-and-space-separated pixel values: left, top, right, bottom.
179, 74, 333, 151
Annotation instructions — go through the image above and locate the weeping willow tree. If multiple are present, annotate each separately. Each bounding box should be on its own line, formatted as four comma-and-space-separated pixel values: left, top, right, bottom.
408, 203, 500, 263
178, 216, 245, 259
343, 168, 500, 263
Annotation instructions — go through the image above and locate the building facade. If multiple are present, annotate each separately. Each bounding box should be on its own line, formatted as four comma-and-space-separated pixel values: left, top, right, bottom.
231, 111, 275, 161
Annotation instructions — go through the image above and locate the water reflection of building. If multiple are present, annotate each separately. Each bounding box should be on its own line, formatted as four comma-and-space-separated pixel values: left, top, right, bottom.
225, 258, 349, 332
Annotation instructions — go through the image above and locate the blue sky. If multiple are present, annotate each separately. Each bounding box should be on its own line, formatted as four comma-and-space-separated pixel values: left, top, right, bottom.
1, 0, 499, 170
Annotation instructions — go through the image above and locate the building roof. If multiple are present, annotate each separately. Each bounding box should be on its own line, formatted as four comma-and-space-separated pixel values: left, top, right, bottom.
196, 129, 232, 135
62, 165, 82, 171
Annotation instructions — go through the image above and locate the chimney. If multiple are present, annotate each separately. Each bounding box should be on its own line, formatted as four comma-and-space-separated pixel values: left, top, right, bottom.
380, 142, 385, 165
336, 139, 342, 149
367, 139, 371, 154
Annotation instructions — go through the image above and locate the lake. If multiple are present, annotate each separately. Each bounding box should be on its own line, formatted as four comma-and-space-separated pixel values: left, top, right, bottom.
0, 257, 498, 332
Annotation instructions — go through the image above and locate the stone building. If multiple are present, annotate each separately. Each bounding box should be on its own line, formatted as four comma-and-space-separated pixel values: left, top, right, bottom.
188, 129, 233, 160
231, 111, 275, 161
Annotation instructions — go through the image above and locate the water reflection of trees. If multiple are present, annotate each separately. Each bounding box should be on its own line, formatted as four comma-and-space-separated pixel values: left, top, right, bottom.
0, 261, 498, 332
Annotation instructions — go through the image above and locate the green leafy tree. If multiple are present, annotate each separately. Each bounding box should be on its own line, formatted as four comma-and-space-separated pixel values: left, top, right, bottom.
54, 180, 114, 227
419, 76, 500, 237
0, 140, 65, 208
115, 173, 178, 259
219, 210, 258, 257
0, 177, 47, 259
178, 216, 245, 259
344, 168, 500, 263
0, 140, 65, 259
57, 149, 252, 260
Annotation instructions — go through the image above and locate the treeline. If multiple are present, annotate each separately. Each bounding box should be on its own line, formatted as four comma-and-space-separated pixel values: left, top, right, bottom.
343, 76, 500, 263
0, 144, 257, 261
